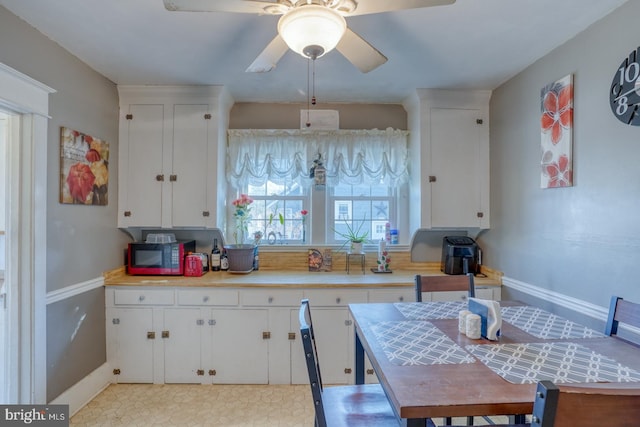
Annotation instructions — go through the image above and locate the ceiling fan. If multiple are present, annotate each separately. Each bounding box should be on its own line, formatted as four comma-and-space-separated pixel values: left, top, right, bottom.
163, 0, 456, 73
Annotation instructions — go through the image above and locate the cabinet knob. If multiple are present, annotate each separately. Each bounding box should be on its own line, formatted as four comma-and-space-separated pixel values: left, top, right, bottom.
156, 174, 164, 182
147, 331, 155, 339
345, 320, 352, 326
268, 297, 274, 304
367, 369, 375, 375
162, 331, 170, 338
262, 331, 271, 339
209, 319, 216, 326
197, 369, 204, 376
202, 211, 210, 217
203, 296, 209, 302
429, 176, 437, 183
139, 295, 145, 302
169, 174, 177, 182
288, 332, 296, 340
196, 319, 204, 326
112, 318, 120, 325
123, 211, 132, 217
399, 296, 404, 302
344, 368, 352, 374
336, 297, 341, 304
209, 369, 216, 376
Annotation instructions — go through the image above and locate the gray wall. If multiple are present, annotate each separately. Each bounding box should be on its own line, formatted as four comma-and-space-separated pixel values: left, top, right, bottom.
0, 7, 129, 401
482, 1, 640, 322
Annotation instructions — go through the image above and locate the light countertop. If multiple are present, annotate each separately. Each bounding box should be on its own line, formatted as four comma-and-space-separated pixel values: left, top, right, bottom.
104, 268, 501, 289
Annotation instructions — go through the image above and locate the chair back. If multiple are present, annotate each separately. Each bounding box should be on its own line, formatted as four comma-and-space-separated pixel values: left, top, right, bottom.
414, 273, 475, 302
605, 296, 640, 340
299, 298, 327, 427
531, 380, 640, 426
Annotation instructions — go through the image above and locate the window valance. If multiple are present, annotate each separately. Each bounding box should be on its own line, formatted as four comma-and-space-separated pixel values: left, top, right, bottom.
227, 128, 409, 188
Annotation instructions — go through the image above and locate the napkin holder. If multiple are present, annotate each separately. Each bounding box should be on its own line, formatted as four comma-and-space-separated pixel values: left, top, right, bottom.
468, 298, 502, 340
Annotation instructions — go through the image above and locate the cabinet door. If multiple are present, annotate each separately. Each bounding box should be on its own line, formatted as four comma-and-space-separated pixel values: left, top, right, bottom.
163, 308, 203, 383
208, 309, 269, 384
290, 309, 311, 385
171, 104, 212, 227
107, 307, 155, 383
430, 108, 487, 228
119, 104, 164, 227
308, 308, 353, 385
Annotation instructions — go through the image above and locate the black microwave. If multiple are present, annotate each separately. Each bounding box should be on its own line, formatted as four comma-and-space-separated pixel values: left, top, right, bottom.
127, 240, 196, 275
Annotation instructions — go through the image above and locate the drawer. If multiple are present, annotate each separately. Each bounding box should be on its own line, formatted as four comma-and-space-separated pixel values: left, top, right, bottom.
368, 288, 414, 303
113, 289, 174, 306
241, 289, 304, 307
303, 289, 368, 307
177, 289, 238, 306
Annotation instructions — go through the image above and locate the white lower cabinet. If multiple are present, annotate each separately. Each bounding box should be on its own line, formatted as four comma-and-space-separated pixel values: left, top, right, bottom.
106, 285, 500, 385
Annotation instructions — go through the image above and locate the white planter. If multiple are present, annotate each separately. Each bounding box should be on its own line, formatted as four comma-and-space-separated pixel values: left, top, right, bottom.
350, 241, 363, 254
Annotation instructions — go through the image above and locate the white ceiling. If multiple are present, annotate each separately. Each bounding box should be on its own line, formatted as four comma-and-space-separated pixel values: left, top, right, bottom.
0, 0, 628, 103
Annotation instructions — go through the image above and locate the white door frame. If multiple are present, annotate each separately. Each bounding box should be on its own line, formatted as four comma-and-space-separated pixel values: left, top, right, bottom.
0, 63, 55, 403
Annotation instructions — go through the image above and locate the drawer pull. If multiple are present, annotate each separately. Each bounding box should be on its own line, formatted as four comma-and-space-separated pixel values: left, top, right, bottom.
367, 369, 375, 375
344, 368, 352, 374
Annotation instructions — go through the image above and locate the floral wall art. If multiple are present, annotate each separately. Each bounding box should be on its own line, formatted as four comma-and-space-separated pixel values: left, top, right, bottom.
540, 74, 573, 188
60, 126, 109, 205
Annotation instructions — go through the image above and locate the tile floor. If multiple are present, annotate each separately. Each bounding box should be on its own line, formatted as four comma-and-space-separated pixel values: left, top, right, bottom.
70, 383, 511, 426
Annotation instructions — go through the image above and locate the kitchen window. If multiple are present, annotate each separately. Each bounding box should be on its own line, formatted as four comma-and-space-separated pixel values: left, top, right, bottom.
227, 128, 409, 246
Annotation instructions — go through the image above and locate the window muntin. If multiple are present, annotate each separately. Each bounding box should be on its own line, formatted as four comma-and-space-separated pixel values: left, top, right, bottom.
245, 179, 307, 244
328, 183, 395, 244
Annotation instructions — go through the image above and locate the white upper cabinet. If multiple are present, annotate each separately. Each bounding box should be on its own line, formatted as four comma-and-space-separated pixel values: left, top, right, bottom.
404, 89, 491, 232
117, 86, 233, 229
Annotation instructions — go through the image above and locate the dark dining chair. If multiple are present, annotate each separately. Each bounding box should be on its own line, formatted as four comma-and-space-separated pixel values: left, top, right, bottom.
604, 295, 640, 344
414, 273, 475, 302
414, 273, 476, 425
299, 298, 415, 427
525, 380, 640, 426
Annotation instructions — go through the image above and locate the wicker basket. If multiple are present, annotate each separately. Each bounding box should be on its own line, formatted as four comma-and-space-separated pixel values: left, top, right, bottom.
224, 244, 256, 273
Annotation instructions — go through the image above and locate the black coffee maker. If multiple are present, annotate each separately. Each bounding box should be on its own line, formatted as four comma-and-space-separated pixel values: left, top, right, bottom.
441, 236, 480, 275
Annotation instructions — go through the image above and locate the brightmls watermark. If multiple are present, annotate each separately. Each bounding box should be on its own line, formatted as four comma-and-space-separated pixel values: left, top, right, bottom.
1, 405, 68, 426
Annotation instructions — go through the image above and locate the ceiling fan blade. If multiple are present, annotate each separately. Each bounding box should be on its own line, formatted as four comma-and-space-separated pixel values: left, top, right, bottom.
336, 28, 387, 73
163, 0, 280, 14
246, 35, 289, 73
346, 0, 456, 16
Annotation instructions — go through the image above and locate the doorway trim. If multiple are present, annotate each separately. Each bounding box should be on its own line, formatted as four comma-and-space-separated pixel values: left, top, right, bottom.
0, 62, 55, 403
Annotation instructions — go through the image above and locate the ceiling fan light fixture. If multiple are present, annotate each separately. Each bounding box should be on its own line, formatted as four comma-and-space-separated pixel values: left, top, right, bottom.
278, 5, 346, 59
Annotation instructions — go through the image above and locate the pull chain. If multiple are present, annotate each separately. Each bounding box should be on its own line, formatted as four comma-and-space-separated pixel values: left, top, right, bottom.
306, 58, 311, 127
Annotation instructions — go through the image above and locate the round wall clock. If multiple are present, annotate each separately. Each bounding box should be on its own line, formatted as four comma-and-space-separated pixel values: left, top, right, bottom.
610, 46, 640, 126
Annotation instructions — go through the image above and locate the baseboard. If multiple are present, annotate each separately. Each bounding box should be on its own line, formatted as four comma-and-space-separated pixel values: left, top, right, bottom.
49, 362, 112, 417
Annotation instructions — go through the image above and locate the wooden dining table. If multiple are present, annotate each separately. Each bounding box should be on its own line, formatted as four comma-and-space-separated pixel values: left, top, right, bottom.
349, 301, 640, 427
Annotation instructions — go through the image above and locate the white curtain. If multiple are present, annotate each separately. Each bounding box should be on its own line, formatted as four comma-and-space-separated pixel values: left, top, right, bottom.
227, 128, 409, 188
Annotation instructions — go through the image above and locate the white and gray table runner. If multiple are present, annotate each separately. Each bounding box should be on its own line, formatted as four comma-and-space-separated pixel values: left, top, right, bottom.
394, 301, 467, 320
466, 342, 640, 384
500, 306, 604, 339
370, 320, 475, 366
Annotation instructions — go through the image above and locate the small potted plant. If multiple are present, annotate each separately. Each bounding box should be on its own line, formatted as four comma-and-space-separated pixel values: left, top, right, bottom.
334, 217, 369, 254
